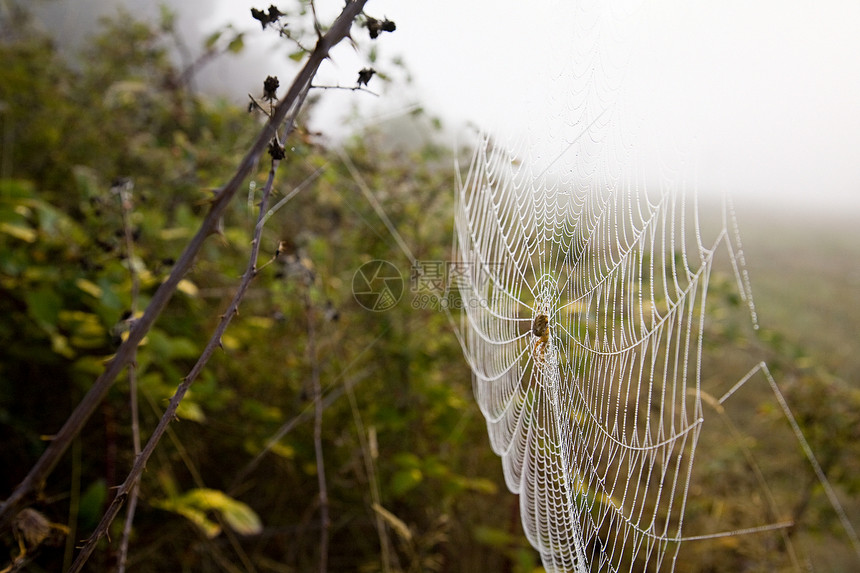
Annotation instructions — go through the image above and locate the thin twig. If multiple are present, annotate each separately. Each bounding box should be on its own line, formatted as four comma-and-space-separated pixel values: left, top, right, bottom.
248, 94, 271, 116
302, 280, 329, 573
116, 181, 140, 316
259, 165, 325, 229
311, 84, 379, 97
116, 437, 139, 573
61, 439, 81, 571
336, 146, 416, 265
310, 0, 323, 40
116, 181, 142, 573
0, 0, 369, 532
279, 27, 313, 54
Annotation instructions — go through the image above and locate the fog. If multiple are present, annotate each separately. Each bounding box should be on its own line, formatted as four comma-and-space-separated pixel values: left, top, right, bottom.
364, 0, 860, 215
36, 0, 860, 215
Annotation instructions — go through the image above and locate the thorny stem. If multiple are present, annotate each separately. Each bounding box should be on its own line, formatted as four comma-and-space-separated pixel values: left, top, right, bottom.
0, 0, 369, 533
68, 152, 283, 572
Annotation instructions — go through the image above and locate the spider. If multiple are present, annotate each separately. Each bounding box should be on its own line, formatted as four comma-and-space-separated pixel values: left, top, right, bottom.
532, 313, 550, 363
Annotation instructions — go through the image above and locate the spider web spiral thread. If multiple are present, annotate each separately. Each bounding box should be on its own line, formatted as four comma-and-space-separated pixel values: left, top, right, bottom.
452, 132, 738, 571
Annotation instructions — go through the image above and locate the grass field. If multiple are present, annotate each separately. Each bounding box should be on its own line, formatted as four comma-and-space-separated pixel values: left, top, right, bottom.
691, 199, 860, 570
735, 202, 860, 384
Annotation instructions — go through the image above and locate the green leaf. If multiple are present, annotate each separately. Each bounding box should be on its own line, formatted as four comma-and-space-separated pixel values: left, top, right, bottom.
204, 30, 223, 50
78, 479, 108, 530
461, 476, 498, 495
288, 50, 306, 62
227, 33, 245, 54
159, 5, 176, 32
0, 179, 35, 199
147, 329, 199, 360
390, 468, 422, 496
169, 336, 200, 360
473, 525, 514, 547
25, 287, 62, 331
393, 452, 421, 468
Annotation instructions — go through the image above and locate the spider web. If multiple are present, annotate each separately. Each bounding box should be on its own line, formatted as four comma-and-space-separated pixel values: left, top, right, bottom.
453, 134, 740, 571
447, 1, 858, 571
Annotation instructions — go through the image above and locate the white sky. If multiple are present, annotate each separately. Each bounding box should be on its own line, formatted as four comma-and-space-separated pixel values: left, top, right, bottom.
42, 0, 860, 214
350, 0, 860, 214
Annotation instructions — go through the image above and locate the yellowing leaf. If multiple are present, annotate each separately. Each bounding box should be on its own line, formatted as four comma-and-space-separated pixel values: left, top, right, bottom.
463, 477, 498, 495
154, 489, 262, 538
245, 316, 274, 329
171, 505, 221, 538
0, 222, 37, 242
59, 310, 106, 349
176, 400, 206, 422
120, 331, 148, 345
177, 279, 198, 296
270, 442, 295, 459
75, 278, 103, 298
217, 497, 262, 536
160, 227, 191, 240
221, 333, 240, 350
51, 333, 75, 359
13, 205, 32, 217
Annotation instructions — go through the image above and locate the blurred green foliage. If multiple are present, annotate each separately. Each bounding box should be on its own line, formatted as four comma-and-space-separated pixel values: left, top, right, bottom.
0, 7, 532, 572
1, 4, 858, 573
